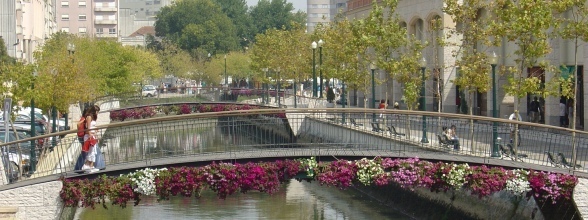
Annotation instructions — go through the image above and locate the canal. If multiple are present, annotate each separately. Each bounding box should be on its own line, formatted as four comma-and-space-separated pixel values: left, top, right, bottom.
81, 117, 411, 219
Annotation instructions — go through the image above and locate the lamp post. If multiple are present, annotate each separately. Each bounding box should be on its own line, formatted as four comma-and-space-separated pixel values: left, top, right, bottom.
276, 67, 281, 105
318, 39, 324, 98
224, 55, 228, 88
490, 52, 500, 157
311, 41, 317, 97
66, 43, 75, 131
262, 68, 268, 104
420, 57, 429, 143
370, 62, 377, 123
29, 71, 38, 174
342, 81, 346, 124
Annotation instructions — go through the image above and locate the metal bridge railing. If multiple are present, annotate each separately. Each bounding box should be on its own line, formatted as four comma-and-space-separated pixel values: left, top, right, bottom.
0, 108, 586, 186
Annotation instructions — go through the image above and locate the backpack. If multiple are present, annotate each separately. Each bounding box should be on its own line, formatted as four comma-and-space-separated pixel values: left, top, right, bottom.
77, 117, 86, 137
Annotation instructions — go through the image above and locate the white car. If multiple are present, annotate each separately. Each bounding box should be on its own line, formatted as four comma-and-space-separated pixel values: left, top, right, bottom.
142, 85, 158, 97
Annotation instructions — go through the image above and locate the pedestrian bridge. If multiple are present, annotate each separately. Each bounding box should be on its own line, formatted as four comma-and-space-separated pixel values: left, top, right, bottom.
0, 105, 587, 219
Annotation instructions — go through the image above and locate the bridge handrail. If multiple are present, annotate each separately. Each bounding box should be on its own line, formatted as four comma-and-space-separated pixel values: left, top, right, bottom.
1, 108, 587, 148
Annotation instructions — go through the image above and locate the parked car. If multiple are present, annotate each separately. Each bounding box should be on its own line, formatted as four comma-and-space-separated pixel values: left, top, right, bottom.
142, 85, 158, 97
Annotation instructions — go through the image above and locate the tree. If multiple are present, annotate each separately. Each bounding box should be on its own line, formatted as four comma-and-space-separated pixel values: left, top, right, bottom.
214, 0, 256, 47
155, 0, 240, 54
156, 40, 194, 79
31, 33, 162, 114
444, 0, 495, 152
0, 37, 15, 64
553, 0, 588, 166
490, 0, 560, 156
249, 0, 306, 35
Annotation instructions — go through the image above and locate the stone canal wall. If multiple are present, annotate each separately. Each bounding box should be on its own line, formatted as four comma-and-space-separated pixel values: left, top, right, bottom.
0, 181, 62, 220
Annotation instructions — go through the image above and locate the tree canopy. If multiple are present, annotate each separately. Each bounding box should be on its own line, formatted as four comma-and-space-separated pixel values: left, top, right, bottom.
155, 0, 240, 54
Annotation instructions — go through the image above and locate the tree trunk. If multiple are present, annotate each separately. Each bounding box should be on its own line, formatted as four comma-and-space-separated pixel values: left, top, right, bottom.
468, 92, 475, 154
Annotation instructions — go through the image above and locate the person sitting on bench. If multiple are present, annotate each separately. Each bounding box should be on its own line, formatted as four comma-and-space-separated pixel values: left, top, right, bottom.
445, 125, 460, 150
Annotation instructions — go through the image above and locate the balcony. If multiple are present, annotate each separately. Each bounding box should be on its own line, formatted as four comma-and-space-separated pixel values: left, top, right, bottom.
94, 6, 117, 12
16, 25, 23, 35
16, 1, 22, 11
95, 19, 117, 25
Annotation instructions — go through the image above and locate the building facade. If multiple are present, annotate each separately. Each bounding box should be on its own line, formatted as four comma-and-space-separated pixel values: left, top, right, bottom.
56, 0, 119, 38
345, 0, 587, 129
1, 0, 57, 63
306, 0, 347, 33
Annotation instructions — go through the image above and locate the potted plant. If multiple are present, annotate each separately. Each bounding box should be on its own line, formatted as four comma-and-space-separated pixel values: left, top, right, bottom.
326, 87, 336, 108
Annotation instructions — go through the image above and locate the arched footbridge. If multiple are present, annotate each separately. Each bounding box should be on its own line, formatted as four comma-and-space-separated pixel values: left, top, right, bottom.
1, 104, 587, 219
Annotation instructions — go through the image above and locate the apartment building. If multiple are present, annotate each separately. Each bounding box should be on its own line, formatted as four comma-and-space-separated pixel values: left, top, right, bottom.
1, 0, 57, 63
345, 0, 587, 129
56, 0, 118, 38
306, 0, 347, 33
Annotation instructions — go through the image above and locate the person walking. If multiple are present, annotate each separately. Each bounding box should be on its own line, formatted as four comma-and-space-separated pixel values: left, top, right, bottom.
378, 100, 387, 119
81, 105, 101, 173
529, 97, 540, 123
509, 110, 522, 146
559, 100, 567, 127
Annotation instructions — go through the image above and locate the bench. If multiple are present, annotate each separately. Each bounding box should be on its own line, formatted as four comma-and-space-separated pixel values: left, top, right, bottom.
350, 118, 363, 127
437, 134, 456, 149
558, 153, 582, 168
371, 123, 384, 132
545, 151, 561, 167
387, 126, 405, 136
500, 143, 528, 161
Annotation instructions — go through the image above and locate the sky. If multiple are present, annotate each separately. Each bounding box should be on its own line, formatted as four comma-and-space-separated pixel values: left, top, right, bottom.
245, 0, 307, 12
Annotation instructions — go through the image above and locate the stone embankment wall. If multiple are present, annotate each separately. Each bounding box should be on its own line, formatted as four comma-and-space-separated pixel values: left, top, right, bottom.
0, 181, 62, 220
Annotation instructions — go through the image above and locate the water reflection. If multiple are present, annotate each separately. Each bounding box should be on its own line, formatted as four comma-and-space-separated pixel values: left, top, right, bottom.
101, 119, 261, 165
79, 180, 409, 220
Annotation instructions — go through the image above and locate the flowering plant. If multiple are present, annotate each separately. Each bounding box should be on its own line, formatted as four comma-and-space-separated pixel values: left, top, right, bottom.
505, 169, 530, 196
60, 157, 578, 209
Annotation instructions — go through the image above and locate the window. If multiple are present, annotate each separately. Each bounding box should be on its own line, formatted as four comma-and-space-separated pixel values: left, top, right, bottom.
96, 28, 103, 34
154, 0, 161, 4
61, 27, 69, 33
78, 1, 86, 7
78, 27, 87, 34
61, 1, 69, 7
108, 28, 116, 34
320, 4, 329, 8
61, 14, 69, 20
310, 4, 317, 8
79, 14, 86, 20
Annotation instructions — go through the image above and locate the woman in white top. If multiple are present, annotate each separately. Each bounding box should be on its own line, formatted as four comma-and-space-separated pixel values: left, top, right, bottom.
81, 105, 99, 173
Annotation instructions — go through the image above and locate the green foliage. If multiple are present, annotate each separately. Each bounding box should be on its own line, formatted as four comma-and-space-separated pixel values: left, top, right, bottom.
250, 25, 309, 86
0, 38, 15, 64
366, 0, 425, 110
249, 0, 306, 35
490, 0, 558, 108
444, 0, 494, 115
155, 0, 239, 54
29, 33, 161, 113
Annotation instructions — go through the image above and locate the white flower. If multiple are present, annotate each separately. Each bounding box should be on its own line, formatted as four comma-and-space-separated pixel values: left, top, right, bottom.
127, 168, 167, 196
506, 169, 530, 195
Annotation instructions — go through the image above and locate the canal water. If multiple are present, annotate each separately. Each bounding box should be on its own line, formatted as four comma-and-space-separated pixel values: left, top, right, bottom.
82, 118, 411, 219
77, 179, 410, 220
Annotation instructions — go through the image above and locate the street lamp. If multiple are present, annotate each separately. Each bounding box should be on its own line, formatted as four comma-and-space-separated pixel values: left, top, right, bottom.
224, 55, 228, 88
490, 52, 500, 157
370, 62, 377, 123
29, 71, 38, 174
262, 68, 269, 104
318, 39, 324, 98
311, 41, 317, 97
276, 67, 281, 106
66, 43, 75, 128
420, 57, 429, 143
